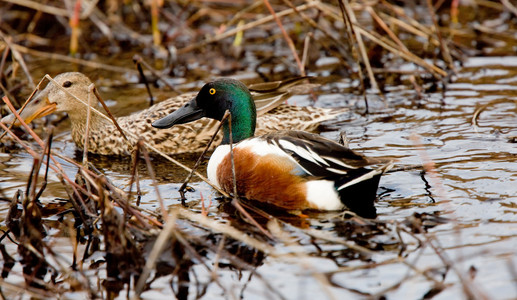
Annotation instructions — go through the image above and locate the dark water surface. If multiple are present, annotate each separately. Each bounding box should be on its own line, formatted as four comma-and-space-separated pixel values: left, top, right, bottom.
1, 56, 516, 299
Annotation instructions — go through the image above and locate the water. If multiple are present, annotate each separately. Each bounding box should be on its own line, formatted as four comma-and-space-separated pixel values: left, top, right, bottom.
1, 56, 516, 299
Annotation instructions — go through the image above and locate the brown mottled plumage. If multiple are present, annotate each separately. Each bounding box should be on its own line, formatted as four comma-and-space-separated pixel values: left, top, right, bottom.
1, 72, 345, 155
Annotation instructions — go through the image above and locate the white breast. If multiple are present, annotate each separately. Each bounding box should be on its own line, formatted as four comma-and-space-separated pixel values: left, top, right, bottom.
207, 145, 231, 188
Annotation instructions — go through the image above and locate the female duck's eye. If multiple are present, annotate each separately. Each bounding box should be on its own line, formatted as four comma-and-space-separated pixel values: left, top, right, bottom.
209, 88, 216, 95
63, 81, 72, 88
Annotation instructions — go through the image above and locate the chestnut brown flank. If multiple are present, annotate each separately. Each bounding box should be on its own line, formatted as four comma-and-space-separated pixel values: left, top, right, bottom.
216, 147, 309, 209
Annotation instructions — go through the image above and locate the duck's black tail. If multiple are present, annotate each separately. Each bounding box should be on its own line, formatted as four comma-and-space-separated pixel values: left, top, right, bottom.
334, 162, 393, 218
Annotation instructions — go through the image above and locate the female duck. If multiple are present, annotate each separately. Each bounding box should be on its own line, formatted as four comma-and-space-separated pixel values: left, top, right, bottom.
152, 79, 393, 218
1, 72, 342, 155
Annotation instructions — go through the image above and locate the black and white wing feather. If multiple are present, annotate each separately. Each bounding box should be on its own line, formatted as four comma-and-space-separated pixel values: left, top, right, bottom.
262, 131, 393, 189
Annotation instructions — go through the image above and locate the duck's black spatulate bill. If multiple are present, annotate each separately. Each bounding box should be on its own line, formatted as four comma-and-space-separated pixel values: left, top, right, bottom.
152, 98, 205, 129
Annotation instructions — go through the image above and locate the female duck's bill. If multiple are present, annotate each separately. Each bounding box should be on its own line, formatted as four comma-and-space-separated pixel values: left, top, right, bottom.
1, 85, 58, 126
152, 78, 392, 218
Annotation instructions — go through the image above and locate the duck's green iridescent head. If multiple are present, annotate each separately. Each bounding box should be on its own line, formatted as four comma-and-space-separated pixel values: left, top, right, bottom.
152, 78, 256, 144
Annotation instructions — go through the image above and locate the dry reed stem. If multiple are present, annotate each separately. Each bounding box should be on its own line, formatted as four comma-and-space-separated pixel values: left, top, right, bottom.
133, 57, 155, 106
8, 43, 135, 73
170, 228, 230, 296
87, 8, 114, 42
424, 234, 489, 299
294, 224, 376, 256
3, 0, 69, 16
179, 208, 276, 255
127, 147, 142, 206
409, 133, 447, 203
82, 84, 94, 167
379, 13, 440, 47
91, 86, 130, 143
132, 54, 178, 92
324, 256, 402, 276
368, 236, 442, 296
133, 209, 178, 296
231, 198, 274, 240
501, 0, 517, 16
300, 32, 311, 72
227, 1, 262, 26
281, 0, 354, 68
52, 151, 162, 226
409, 75, 423, 99
316, 2, 447, 77
227, 112, 238, 199
210, 234, 226, 280
338, 0, 380, 93
0, 279, 56, 298
93, 173, 161, 228
32, 130, 52, 201
200, 192, 212, 216
179, 110, 231, 201
379, 1, 437, 37
366, 6, 409, 53
138, 140, 168, 222
262, 0, 305, 76
425, 0, 455, 73
0, 31, 35, 88
41, 240, 95, 296
4, 0, 99, 18
179, 208, 375, 264
354, 24, 447, 78
0, 84, 40, 141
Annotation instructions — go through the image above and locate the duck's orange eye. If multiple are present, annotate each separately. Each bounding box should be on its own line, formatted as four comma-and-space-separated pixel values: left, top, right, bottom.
209, 88, 216, 95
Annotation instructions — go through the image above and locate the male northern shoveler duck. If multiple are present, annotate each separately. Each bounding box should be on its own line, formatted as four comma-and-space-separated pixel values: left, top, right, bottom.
152, 79, 393, 218
1, 72, 343, 155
